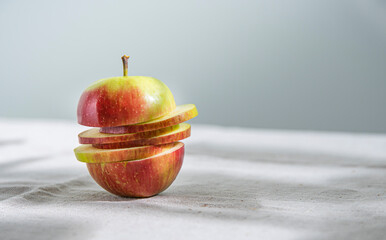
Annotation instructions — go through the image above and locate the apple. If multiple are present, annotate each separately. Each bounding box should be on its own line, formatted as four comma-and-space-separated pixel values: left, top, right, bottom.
87, 142, 184, 197
74, 55, 197, 198
100, 104, 198, 134
92, 123, 191, 149
74, 142, 178, 163
78, 124, 182, 144
77, 56, 176, 127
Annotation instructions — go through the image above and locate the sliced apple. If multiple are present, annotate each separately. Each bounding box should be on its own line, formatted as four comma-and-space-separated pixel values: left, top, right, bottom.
99, 104, 198, 134
74, 142, 179, 163
87, 142, 184, 197
93, 123, 191, 149
79, 124, 183, 144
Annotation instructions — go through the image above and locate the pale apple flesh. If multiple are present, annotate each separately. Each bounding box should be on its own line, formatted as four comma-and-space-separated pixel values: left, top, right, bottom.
92, 124, 191, 149
74, 142, 179, 163
78, 124, 184, 144
87, 142, 184, 197
100, 104, 198, 134
77, 76, 176, 127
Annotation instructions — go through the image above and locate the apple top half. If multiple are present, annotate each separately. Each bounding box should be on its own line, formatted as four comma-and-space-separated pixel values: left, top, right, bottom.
77, 76, 176, 127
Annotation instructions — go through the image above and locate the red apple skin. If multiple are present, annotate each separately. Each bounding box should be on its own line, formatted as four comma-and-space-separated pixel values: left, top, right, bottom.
92, 125, 191, 149
86, 143, 184, 197
77, 76, 175, 127
100, 104, 198, 134
78, 124, 181, 145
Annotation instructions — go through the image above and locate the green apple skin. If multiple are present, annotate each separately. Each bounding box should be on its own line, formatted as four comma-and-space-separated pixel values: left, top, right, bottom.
100, 104, 198, 134
77, 76, 176, 127
74, 142, 179, 163
87, 142, 184, 197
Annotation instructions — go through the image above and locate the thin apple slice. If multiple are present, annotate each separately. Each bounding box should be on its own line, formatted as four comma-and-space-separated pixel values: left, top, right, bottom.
99, 104, 198, 134
79, 124, 182, 144
87, 142, 184, 197
93, 123, 191, 149
74, 142, 179, 163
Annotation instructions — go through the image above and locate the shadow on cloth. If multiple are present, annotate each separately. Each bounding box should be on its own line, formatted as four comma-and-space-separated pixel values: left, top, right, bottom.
0, 139, 24, 147
1, 142, 385, 240
0, 217, 91, 240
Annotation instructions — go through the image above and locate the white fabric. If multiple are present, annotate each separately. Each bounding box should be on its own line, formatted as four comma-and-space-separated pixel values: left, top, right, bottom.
0, 118, 385, 240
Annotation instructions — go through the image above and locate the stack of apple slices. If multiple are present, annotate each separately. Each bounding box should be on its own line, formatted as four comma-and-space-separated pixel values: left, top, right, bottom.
74, 104, 198, 197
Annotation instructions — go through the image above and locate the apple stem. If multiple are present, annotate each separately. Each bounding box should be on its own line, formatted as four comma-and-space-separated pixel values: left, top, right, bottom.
121, 55, 130, 76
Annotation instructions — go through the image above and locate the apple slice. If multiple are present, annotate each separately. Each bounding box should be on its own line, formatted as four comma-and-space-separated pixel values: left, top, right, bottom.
87, 142, 184, 197
100, 104, 198, 134
93, 123, 191, 149
74, 142, 178, 163
79, 124, 183, 144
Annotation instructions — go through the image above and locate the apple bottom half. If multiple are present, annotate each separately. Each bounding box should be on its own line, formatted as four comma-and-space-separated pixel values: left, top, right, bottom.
86, 145, 184, 198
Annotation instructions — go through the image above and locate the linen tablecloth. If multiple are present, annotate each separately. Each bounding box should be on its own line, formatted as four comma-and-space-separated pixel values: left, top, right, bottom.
0, 118, 385, 240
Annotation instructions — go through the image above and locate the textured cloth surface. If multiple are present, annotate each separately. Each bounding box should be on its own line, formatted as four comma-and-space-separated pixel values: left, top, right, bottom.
0, 119, 385, 240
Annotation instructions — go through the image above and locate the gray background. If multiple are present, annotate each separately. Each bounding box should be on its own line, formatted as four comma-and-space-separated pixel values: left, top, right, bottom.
0, 0, 385, 133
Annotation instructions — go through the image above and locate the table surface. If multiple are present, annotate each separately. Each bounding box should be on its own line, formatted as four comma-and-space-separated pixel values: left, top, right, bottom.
0, 118, 385, 240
